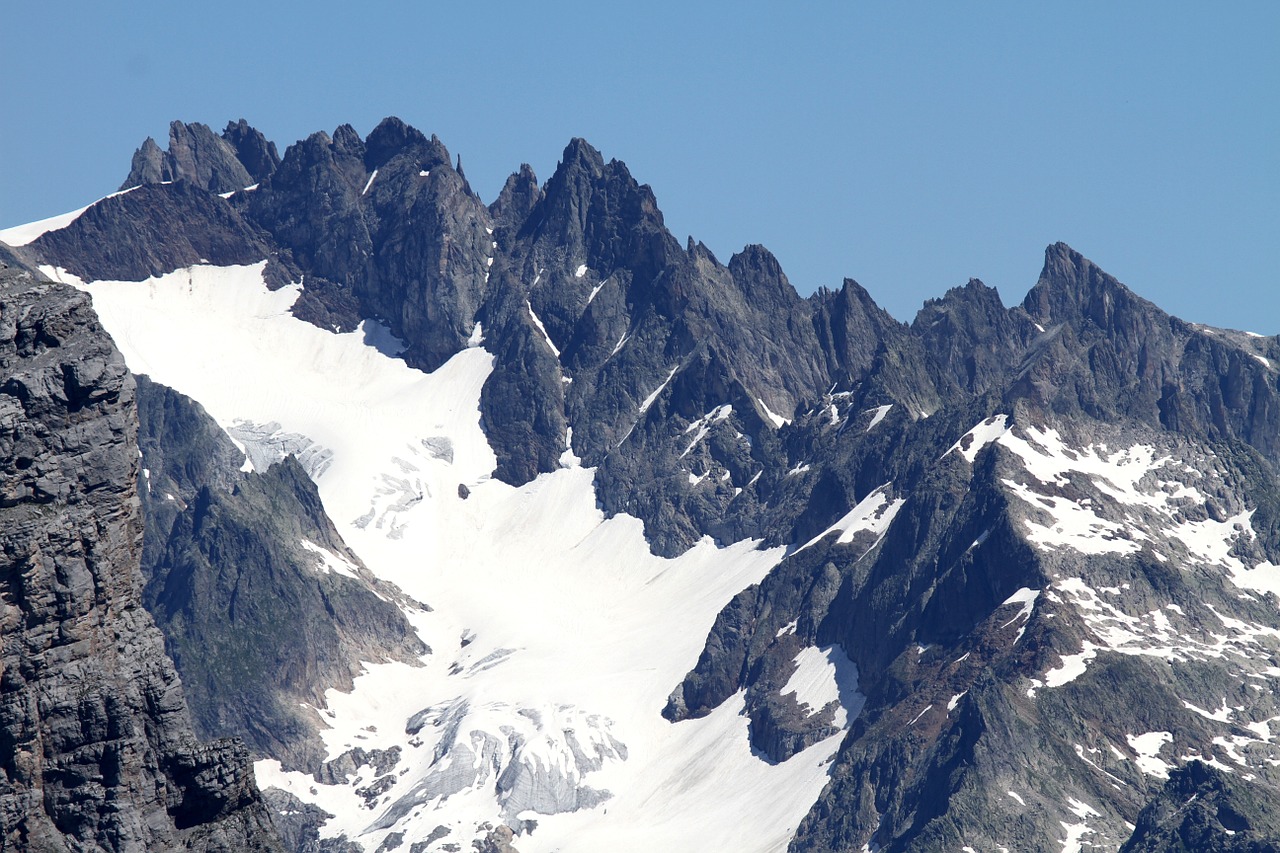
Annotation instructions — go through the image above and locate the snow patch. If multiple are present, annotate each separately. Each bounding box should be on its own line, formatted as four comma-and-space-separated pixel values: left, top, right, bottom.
526, 300, 560, 358
945, 414, 1010, 463
300, 540, 361, 579
758, 398, 790, 429
780, 646, 865, 728
1127, 731, 1173, 778
864, 404, 891, 432
794, 485, 904, 555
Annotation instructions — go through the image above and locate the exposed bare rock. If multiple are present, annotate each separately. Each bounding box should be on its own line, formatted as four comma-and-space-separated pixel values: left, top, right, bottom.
0, 262, 281, 851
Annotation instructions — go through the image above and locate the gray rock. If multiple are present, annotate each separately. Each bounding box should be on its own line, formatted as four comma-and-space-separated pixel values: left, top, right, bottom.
0, 263, 281, 850
121, 119, 261, 193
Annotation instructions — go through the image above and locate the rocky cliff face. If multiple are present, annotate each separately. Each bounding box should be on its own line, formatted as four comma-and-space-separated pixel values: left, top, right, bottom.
0, 261, 281, 851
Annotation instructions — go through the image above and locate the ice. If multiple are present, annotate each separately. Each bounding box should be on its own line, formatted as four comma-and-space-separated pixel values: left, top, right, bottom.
78, 261, 842, 853
0, 186, 140, 246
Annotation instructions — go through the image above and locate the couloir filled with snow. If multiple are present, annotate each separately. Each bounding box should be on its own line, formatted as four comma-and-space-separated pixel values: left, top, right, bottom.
55, 260, 862, 852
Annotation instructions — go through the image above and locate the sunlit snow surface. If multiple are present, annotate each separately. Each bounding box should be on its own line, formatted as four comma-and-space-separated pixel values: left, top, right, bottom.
65, 261, 854, 852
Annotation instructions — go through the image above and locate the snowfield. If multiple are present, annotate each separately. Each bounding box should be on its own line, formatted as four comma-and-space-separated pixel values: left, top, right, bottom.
61, 261, 862, 853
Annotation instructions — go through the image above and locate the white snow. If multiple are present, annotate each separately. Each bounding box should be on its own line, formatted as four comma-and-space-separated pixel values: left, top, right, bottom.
794, 485, 904, 555
1042, 646, 1097, 688
76, 260, 844, 853
944, 414, 1009, 463
419, 170, 430, 177
0, 186, 140, 246
300, 540, 361, 579
1007, 791, 1025, 806
586, 277, 609, 305
1058, 798, 1100, 853
758, 398, 790, 429
864, 404, 891, 432
638, 366, 679, 416
525, 300, 560, 358
681, 405, 732, 458
361, 170, 378, 195
1127, 731, 1173, 778
559, 426, 580, 469
574, 264, 587, 278
1000, 588, 1039, 630
780, 646, 865, 727
466, 322, 484, 347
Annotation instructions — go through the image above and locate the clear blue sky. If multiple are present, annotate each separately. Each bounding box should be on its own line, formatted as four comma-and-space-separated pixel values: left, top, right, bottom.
3, 2, 1277, 331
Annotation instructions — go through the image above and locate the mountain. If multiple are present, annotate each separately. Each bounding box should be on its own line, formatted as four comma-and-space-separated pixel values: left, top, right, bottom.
3, 116, 1279, 852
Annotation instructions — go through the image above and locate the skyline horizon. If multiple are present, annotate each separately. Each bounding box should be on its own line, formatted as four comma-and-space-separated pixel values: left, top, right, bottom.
3, 3, 1275, 332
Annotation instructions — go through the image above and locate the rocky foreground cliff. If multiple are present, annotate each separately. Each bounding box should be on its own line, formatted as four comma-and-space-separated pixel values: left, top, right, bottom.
0, 257, 281, 851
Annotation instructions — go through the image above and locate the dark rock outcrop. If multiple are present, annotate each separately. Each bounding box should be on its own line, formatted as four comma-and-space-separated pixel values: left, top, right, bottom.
1120, 761, 1280, 852
30, 181, 290, 285
0, 263, 281, 850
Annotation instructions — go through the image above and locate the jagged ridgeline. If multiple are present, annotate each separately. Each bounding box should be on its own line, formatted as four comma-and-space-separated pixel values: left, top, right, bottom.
4, 116, 1280, 852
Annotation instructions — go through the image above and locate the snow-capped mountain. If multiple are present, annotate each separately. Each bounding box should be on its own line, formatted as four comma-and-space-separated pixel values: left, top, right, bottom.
2, 117, 1279, 852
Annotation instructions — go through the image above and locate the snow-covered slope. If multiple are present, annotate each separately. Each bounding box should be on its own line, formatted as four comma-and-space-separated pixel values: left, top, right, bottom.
58, 261, 864, 852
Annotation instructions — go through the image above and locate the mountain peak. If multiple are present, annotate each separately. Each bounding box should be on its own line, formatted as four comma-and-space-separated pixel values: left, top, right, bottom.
1022, 241, 1155, 331
120, 118, 259, 192
559, 137, 606, 176
363, 115, 445, 172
